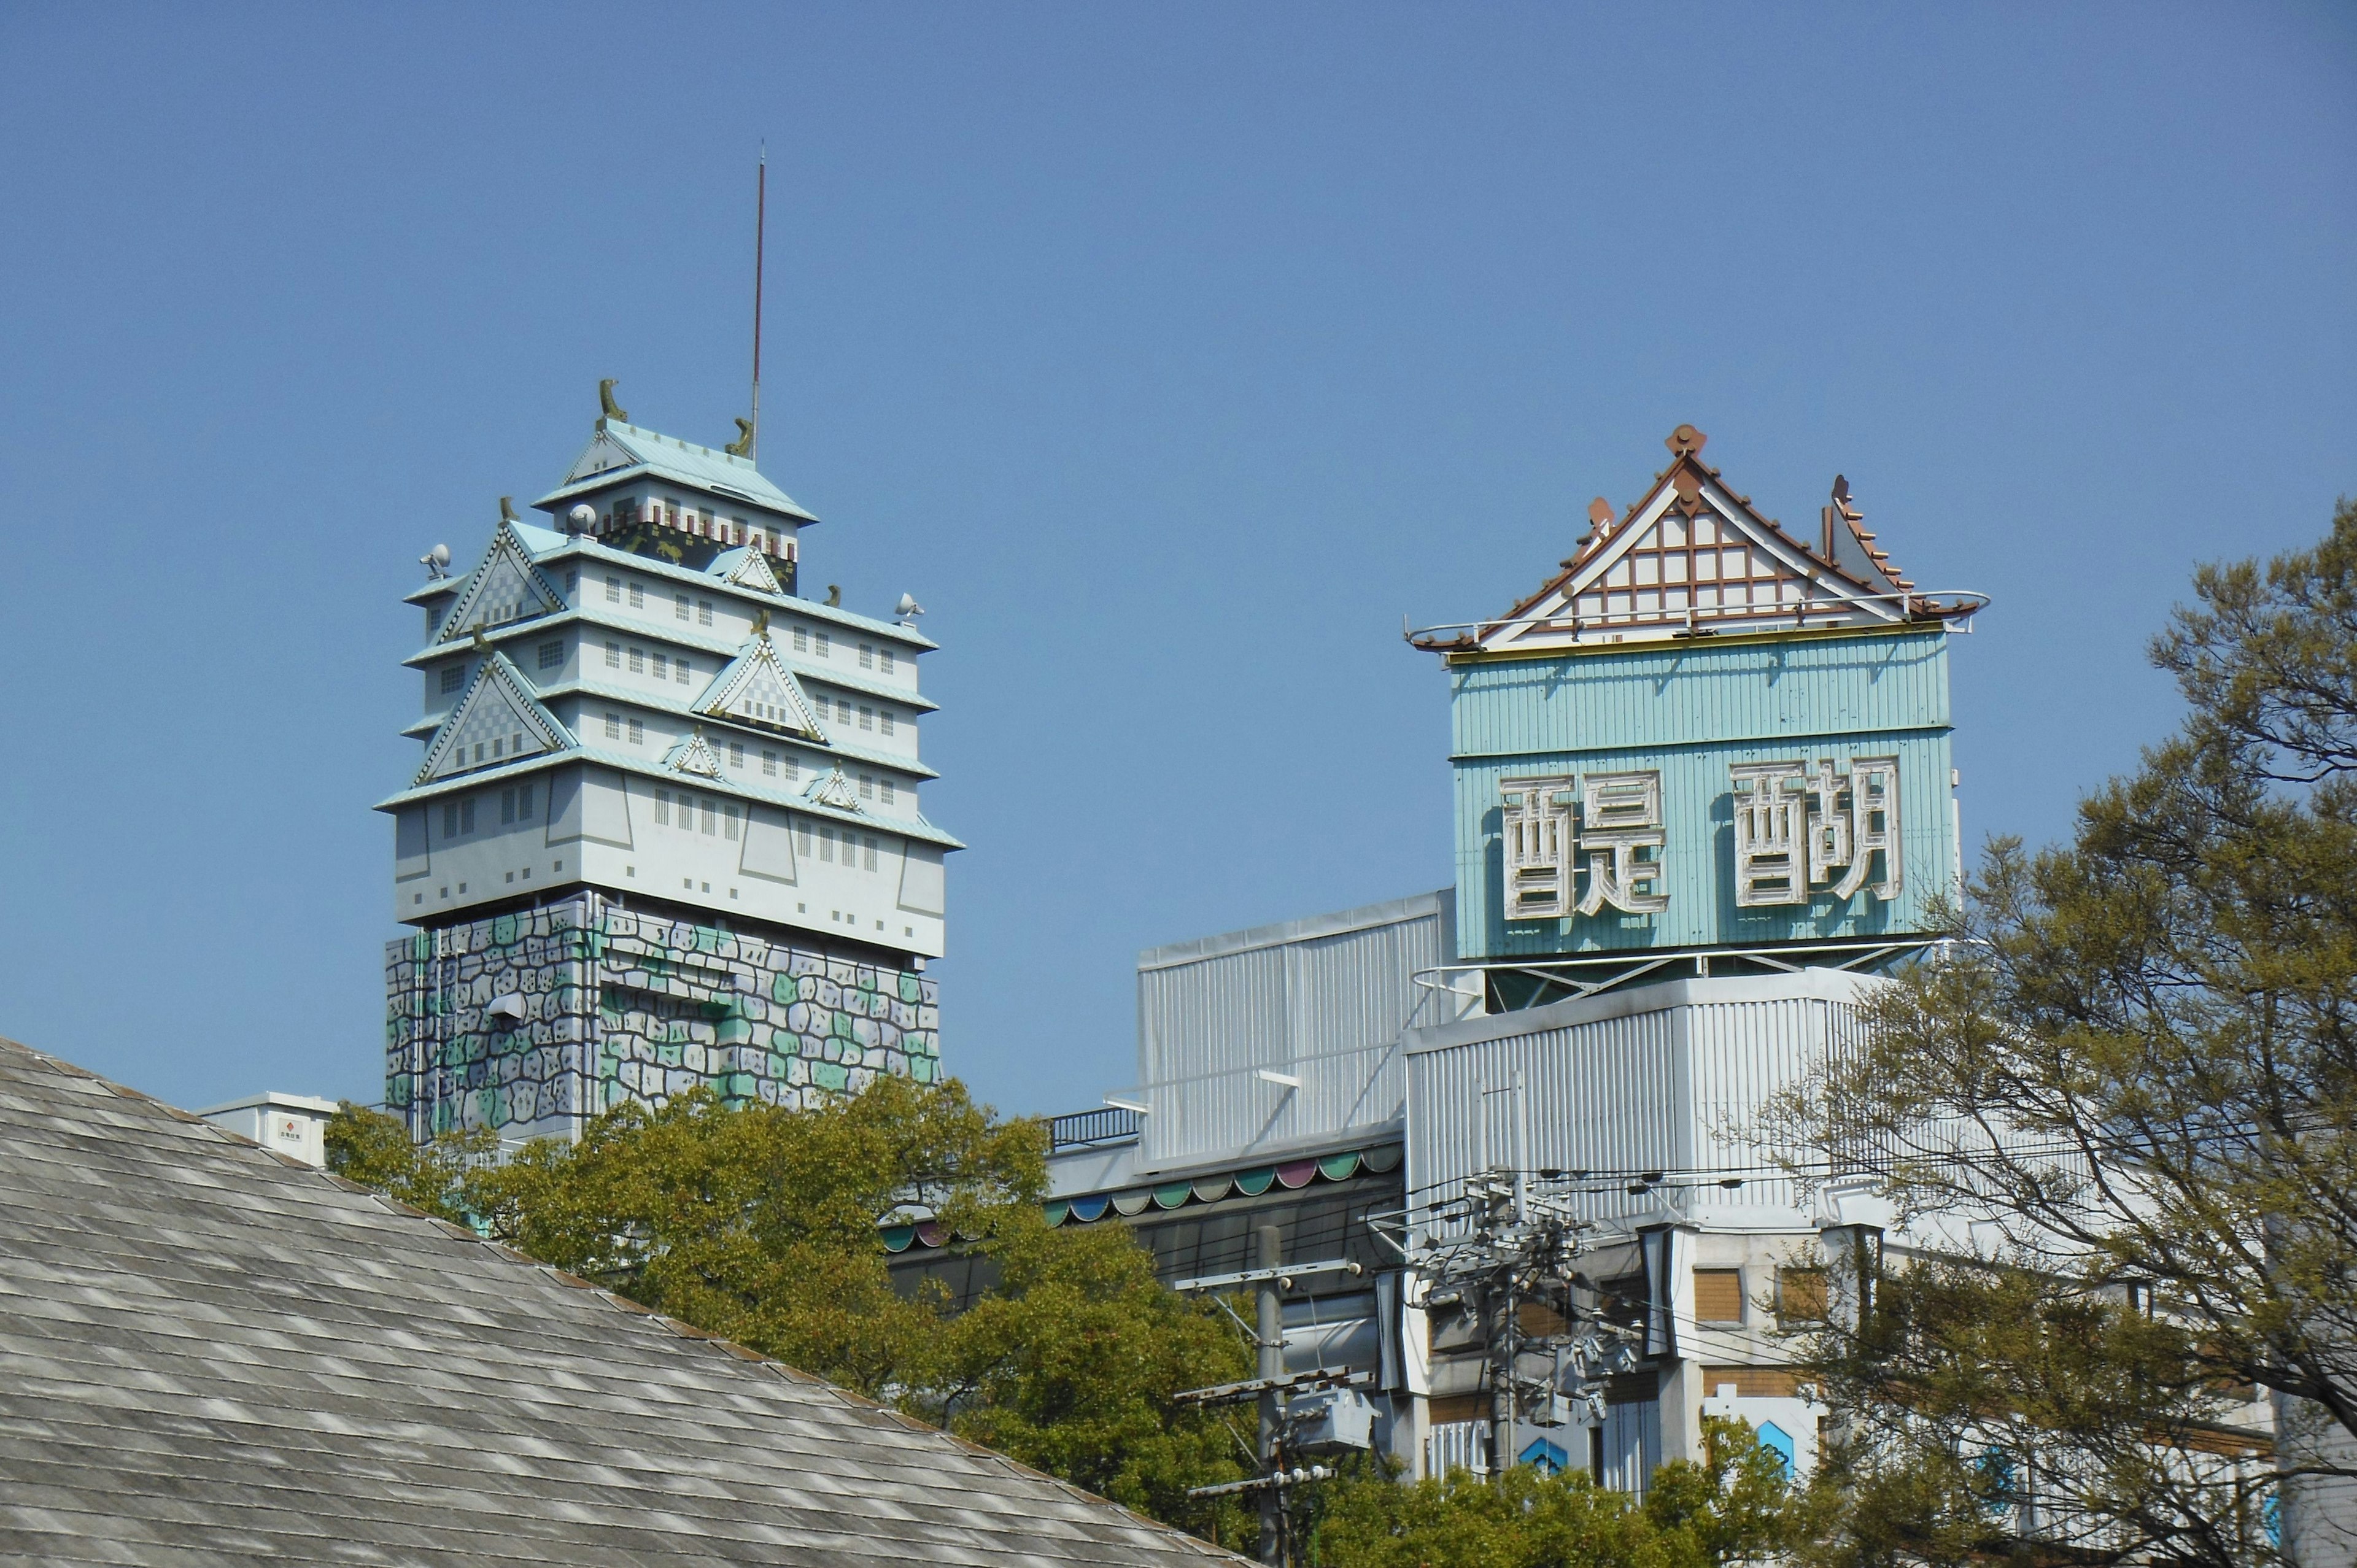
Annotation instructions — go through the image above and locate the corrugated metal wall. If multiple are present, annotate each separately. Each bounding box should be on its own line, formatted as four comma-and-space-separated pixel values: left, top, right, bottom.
1136, 893, 1454, 1171
1405, 973, 1875, 1233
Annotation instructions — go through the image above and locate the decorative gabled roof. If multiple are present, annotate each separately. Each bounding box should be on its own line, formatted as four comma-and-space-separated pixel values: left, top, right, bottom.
665, 728, 724, 778
693, 627, 829, 743
804, 767, 864, 813
412, 649, 573, 786
534, 419, 819, 524
0, 1038, 1233, 1566
1414, 425, 1975, 657
433, 520, 568, 644
713, 544, 786, 595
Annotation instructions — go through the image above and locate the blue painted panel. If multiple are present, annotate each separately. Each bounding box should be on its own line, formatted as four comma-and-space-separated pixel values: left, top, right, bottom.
1450, 629, 1951, 760
1449, 629, 1957, 959
1757, 1421, 1794, 1477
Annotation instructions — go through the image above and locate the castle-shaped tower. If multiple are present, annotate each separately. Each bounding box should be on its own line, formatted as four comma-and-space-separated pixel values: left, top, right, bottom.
378, 392, 958, 1141
1415, 423, 1976, 997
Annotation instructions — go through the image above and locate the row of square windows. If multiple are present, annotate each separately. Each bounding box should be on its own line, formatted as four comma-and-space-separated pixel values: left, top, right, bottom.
598, 574, 896, 672
599, 713, 899, 805
441, 782, 536, 838
438, 639, 902, 732
647, 790, 882, 870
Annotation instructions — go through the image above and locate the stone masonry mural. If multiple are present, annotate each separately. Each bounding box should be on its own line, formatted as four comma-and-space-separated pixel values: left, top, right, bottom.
385, 890, 941, 1139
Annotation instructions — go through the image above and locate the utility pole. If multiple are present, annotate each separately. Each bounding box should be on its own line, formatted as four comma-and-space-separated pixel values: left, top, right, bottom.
1255, 1224, 1283, 1564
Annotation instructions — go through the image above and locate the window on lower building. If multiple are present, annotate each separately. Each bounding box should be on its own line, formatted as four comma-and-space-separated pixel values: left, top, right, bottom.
858, 705, 873, 731
676, 660, 689, 684
628, 647, 644, 674
605, 575, 621, 603
652, 652, 668, 680
1776, 1268, 1827, 1324
605, 641, 621, 668
858, 774, 874, 799
728, 741, 745, 768
628, 582, 644, 609
1693, 1269, 1745, 1325
880, 779, 894, 807
459, 798, 475, 833
859, 643, 873, 670
627, 717, 644, 744
699, 599, 714, 627
880, 649, 894, 676
440, 665, 465, 694
761, 750, 778, 777
654, 789, 671, 826
538, 640, 563, 671
443, 801, 459, 837
862, 835, 878, 871
725, 803, 741, 841
880, 709, 894, 737
815, 631, 830, 658
700, 798, 717, 835
818, 824, 835, 862
795, 819, 813, 857
565, 568, 578, 594
675, 593, 691, 621
792, 626, 807, 652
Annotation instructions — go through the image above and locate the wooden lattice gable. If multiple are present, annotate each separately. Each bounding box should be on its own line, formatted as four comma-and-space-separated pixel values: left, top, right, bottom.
433, 522, 567, 644
803, 767, 864, 813
664, 730, 723, 778
692, 629, 827, 743
716, 546, 784, 595
414, 649, 573, 786
1473, 427, 1918, 654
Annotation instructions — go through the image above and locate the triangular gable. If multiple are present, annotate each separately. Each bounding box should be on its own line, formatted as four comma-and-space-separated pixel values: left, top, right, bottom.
414, 653, 573, 786
1467, 428, 1929, 655
803, 768, 863, 813
665, 730, 722, 778
563, 427, 641, 486
693, 634, 827, 742
716, 547, 784, 595
435, 522, 567, 644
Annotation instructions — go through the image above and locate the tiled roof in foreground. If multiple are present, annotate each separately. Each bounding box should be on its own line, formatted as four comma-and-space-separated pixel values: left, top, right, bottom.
0, 1038, 1239, 1566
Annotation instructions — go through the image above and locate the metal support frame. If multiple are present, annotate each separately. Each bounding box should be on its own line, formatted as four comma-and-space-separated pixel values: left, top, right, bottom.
1412, 935, 1948, 1013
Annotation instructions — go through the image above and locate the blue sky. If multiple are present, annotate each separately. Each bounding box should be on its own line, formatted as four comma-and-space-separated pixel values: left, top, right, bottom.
2, 4, 2351, 1121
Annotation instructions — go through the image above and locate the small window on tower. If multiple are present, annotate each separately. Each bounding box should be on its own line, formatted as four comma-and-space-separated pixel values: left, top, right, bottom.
605, 713, 621, 740
880, 649, 894, 676
651, 652, 667, 680
442, 801, 459, 838
858, 705, 873, 732
654, 789, 671, 826
605, 576, 622, 604
796, 820, 813, 857
815, 632, 830, 658
880, 710, 894, 737
700, 798, 718, 836
627, 717, 644, 745
628, 647, 644, 674
859, 644, 873, 670
441, 665, 465, 694
675, 594, 691, 621
628, 582, 644, 609
792, 626, 807, 653
699, 599, 714, 626
881, 779, 895, 807
725, 803, 741, 841
859, 774, 875, 800
538, 640, 563, 671
565, 568, 579, 595
500, 788, 516, 825
863, 835, 878, 871
459, 798, 476, 833
675, 660, 689, 684
517, 782, 534, 819
605, 641, 621, 668
781, 755, 799, 782
819, 824, 835, 862
728, 741, 745, 769
762, 750, 778, 777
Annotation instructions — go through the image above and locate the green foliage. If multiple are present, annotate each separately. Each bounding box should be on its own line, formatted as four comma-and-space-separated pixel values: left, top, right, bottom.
1310, 1418, 1800, 1568
322, 1102, 492, 1222
1766, 500, 2357, 1561
441, 1076, 1250, 1535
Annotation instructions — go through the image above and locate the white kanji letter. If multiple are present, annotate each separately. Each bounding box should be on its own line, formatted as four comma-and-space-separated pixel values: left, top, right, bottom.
1499, 776, 1577, 919
1576, 771, 1669, 916
1732, 762, 1809, 906
1833, 757, 1902, 899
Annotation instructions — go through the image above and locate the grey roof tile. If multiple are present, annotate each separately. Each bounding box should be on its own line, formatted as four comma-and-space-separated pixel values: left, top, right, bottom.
0, 1040, 1243, 1566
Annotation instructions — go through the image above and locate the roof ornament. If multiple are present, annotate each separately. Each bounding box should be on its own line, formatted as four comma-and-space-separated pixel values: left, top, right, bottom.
1671, 467, 1705, 517
471, 628, 493, 653
498, 496, 519, 525
1585, 496, 1615, 539
419, 543, 452, 581
598, 379, 629, 426
825, 585, 842, 608
1665, 423, 1707, 457
726, 417, 756, 458
751, 609, 770, 638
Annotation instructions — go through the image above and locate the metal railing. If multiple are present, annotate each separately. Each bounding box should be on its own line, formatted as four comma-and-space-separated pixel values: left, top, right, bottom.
1046, 1105, 1145, 1151
1405, 586, 1991, 649
1412, 936, 1951, 1011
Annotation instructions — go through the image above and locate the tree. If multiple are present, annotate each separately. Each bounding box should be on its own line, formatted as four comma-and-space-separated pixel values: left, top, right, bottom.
1307, 1418, 1802, 1568
323, 1102, 492, 1222
1769, 501, 2357, 1560
439, 1077, 1252, 1534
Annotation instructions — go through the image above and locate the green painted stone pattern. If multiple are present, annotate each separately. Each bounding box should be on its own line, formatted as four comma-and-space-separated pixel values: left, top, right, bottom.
385, 893, 942, 1140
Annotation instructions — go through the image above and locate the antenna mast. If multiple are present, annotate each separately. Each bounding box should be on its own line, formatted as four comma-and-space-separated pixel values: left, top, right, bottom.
749, 145, 767, 462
